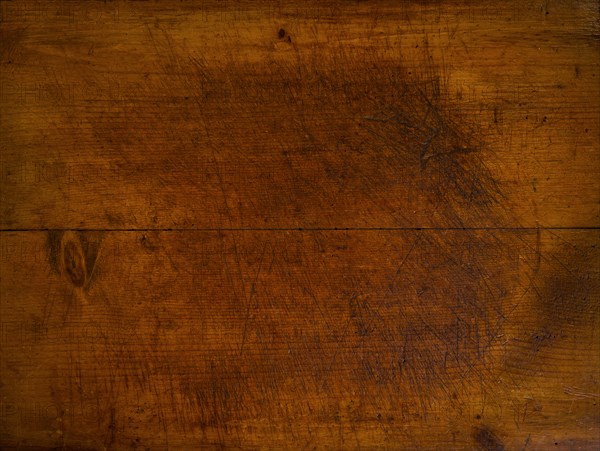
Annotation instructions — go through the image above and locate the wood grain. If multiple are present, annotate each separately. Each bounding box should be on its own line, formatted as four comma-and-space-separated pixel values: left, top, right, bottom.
1, 1, 599, 450
1, 230, 598, 449
1, 0, 598, 229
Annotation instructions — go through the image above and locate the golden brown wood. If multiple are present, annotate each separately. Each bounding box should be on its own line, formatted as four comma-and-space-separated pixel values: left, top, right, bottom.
1, 1, 598, 229
1, 1, 599, 450
1, 230, 598, 449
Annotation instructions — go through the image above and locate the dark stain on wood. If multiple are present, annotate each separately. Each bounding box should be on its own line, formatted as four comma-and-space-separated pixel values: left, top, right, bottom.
62, 236, 86, 287
1, 1, 599, 449
47, 231, 102, 289
46, 230, 64, 273
473, 424, 505, 451
537, 242, 599, 328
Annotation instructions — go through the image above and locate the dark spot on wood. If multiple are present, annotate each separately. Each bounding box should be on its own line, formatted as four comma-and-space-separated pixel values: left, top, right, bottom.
47, 230, 64, 272
140, 232, 160, 252
63, 240, 86, 287
105, 212, 124, 226
78, 232, 102, 280
361, 67, 502, 220
49, 231, 102, 288
473, 425, 505, 451
278, 28, 286, 39
536, 242, 598, 330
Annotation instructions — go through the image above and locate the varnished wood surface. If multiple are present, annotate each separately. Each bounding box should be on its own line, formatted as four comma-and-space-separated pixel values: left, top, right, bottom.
1, 1, 599, 450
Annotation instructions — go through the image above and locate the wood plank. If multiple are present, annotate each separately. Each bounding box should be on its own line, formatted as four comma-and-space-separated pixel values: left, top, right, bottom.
1, 230, 598, 449
1, 1, 598, 229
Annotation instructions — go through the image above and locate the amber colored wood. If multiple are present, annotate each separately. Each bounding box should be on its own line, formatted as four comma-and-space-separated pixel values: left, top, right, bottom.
0, 1, 598, 230
1, 1, 599, 450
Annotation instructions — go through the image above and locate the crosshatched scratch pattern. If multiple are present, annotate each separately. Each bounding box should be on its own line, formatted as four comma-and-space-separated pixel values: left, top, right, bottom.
1, 1, 599, 450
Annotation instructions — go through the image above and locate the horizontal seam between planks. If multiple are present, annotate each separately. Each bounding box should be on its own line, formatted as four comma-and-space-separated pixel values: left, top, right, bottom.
0, 227, 599, 232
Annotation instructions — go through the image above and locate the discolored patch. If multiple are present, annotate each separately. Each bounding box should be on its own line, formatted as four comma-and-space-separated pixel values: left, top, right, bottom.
61, 237, 86, 287
473, 425, 505, 451
46, 230, 64, 273
47, 231, 103, 289
536, 241, 599, 328
79, 43, 528, 427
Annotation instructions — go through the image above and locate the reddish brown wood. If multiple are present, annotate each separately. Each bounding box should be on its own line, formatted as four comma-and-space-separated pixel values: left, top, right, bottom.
1, 1, 599, 449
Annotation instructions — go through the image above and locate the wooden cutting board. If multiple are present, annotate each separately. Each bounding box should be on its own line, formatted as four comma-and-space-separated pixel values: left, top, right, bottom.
1, 1, 598, 449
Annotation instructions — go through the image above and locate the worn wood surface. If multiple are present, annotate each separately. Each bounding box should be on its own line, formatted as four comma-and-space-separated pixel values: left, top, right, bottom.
1, 1, 599, 449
